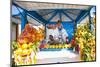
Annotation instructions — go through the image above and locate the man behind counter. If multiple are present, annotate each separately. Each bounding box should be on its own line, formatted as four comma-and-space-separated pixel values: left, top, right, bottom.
48, 20, 69, 45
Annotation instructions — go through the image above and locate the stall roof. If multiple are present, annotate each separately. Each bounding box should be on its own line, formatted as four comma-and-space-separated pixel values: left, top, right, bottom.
13, 1, 92, 23
14, 1, 90, 10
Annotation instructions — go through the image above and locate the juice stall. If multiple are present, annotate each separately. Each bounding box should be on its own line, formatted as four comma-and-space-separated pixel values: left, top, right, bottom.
11, 1, 96, 66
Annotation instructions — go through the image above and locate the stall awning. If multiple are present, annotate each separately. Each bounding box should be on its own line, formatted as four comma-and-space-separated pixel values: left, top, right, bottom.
13, 1, 92, 23
14, 1, 90, 10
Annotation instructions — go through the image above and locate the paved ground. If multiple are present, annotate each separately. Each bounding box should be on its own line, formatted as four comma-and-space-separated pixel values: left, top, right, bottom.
36, 50, 80, 64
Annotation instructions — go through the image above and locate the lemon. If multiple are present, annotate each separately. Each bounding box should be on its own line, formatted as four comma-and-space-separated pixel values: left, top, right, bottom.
55, 45, 57, 48
22, 49, 28, 55
49, 45, 51, 48
65, 45, 68, 48
57, 45, 59, 48
49, 45, 52, 48
52, 45, 54, 48
50, 45, 52, 48
22, 43, 28, 49
62, 45, 64, 48
59, 45, 61, 48
16, 48, 22, 54
34, 55, 37, 64
53, 45, 56, 48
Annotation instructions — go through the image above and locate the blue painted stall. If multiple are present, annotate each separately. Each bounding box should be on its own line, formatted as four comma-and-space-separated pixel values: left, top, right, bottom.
12, 1, 95, 43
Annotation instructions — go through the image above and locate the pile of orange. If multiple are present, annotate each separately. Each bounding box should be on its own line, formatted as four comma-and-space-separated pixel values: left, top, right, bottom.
18, 24, 44, 45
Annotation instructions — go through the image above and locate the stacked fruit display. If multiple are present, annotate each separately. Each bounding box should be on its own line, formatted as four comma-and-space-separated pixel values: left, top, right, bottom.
18, 24, 44, 44
12, 24, 44, 65
75, 22, 96, 61
39, 44, 71, 49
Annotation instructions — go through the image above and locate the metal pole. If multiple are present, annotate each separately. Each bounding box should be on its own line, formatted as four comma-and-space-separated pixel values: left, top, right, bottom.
74, 21, 77, 36
21, 11, 27, 31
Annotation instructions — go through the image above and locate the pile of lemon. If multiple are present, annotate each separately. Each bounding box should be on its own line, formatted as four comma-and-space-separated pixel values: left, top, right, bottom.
13, 43, 37, 65
44, 44, 71, 49
75, 23, 96, 61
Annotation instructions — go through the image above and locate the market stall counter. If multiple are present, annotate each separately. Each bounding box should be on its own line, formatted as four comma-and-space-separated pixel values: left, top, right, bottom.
36, 50, 80, 64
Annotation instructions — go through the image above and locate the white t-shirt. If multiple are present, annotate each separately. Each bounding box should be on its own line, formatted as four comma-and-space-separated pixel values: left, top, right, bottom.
61, 28, 68, 42
46, 27, 59, 42
46, 27, 68, 43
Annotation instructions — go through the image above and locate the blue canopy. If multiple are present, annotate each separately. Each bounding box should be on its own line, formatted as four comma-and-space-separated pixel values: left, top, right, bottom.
12, 1, 95, 41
